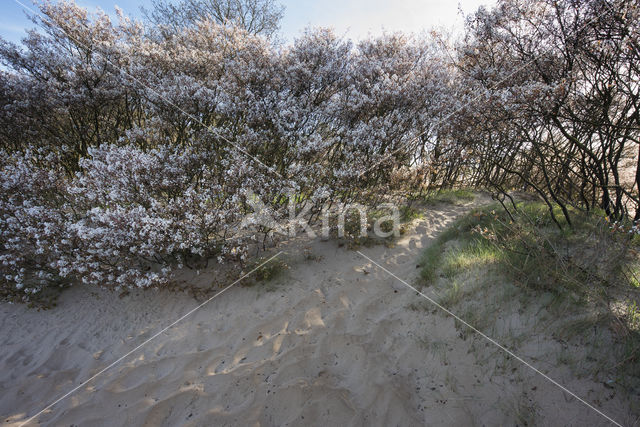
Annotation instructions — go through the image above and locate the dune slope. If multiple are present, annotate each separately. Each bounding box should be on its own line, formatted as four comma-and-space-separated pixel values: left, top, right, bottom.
0, 201, 632, 426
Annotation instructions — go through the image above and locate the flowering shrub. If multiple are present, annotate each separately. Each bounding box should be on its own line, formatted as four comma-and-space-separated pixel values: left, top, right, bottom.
68, 143, 272, 286
0, 143, 272, 297
0, 150, 72, 299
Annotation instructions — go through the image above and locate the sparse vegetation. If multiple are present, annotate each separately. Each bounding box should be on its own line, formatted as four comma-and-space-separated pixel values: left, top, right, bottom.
418, 200, 640, 398
506, 394, 539, 427
408, 189, 476, 207
399, 205, 423, 222
242, 255, 289, 286
428, 189, 476, 206
302, 247, 322, 262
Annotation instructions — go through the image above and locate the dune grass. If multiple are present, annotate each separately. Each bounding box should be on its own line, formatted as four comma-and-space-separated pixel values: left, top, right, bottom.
408, 188, 476, 208
417, 200, 640, 395
426, 188, 476, 205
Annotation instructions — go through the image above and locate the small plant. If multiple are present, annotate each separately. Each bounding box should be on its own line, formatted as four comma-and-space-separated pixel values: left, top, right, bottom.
438, 280, 463, 308
243, 256, 289, 285
399, 205, 423, 222
302, 246, 322, 262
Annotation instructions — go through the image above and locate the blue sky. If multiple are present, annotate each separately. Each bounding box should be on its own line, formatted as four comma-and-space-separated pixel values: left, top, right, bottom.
1, 0, 496, 45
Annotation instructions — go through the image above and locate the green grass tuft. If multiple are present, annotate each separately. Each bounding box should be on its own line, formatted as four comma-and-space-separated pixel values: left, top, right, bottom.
399, 205, 424, 222
428, 189, 476, 205
409, 188, 476, 206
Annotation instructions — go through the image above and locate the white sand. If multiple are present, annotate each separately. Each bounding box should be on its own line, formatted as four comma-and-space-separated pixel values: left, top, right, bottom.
0, 201, 633, 426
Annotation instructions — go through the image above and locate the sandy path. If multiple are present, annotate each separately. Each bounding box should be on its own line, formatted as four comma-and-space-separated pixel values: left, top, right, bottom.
0, 202, 629, 426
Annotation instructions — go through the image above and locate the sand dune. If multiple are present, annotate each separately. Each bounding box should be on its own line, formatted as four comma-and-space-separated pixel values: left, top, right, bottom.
0, 202, 632, 426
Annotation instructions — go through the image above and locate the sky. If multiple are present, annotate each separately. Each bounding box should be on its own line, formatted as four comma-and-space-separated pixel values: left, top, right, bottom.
0, 0, 496, 45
